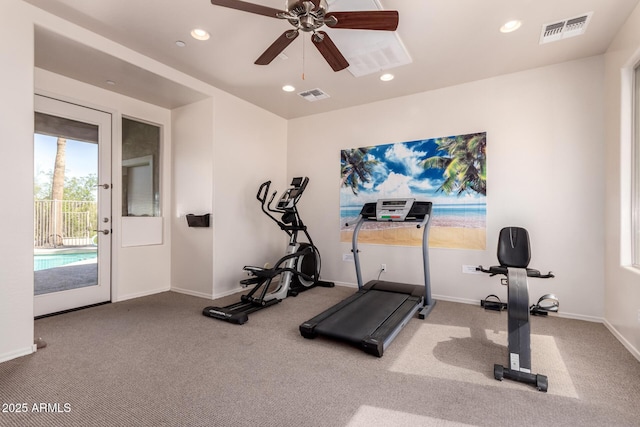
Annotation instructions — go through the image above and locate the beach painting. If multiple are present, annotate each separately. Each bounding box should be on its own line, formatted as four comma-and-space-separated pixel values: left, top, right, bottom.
340, 132, 486, 250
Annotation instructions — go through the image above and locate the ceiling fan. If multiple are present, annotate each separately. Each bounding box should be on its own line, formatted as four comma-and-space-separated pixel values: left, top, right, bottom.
210, 0, 399, 72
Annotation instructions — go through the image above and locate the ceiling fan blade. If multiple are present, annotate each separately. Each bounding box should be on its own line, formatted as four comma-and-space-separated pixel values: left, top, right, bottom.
312, 31, 349, 72
325, 11, 399, 31
255, 30, 299, 65
210, 0, 284, 18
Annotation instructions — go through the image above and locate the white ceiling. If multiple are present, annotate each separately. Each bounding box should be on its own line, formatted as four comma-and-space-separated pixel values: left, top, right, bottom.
26, 0, 640, 119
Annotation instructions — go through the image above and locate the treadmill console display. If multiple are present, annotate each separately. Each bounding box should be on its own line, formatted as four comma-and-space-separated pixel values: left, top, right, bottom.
376, 198, 415, 222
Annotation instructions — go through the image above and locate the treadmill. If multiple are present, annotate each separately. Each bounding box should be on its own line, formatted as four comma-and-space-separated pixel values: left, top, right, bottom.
299, 198, 435, 357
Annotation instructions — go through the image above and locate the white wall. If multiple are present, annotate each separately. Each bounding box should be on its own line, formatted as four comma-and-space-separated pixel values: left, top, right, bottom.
0, 0, 35, 362
288, 56, 606, 321
171, 99, 215, 297
170, 92, 288, 299
211, 93, 288, 297
603, 3, 640, 359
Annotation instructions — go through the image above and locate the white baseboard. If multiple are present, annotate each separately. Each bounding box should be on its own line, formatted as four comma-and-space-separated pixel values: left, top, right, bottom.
603, 319, 640, 363
556, 312, 603, 323
331, 281, 357, 289
170, 287, 212, 299
115, 286, 170, 303
0, 346, 34, 364
432, 294, 478, 305
210, 286, 248, 300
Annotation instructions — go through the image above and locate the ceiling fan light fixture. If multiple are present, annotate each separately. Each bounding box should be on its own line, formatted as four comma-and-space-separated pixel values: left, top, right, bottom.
190, 28, 210, 41
500, 20, 522, 33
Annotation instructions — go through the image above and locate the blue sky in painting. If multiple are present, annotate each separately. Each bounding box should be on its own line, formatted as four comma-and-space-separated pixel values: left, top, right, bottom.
340, 137, 486, 208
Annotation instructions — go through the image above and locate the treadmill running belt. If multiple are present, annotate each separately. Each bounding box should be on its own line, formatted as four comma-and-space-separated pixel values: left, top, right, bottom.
314, 290, 411, 342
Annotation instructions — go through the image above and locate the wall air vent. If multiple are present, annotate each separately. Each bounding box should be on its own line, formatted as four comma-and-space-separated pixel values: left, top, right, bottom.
539, 12, 593, 44
298, 88, 330, 102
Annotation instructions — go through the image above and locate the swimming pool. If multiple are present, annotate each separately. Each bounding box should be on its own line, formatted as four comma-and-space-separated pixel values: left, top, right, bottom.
34, 252, 97, 271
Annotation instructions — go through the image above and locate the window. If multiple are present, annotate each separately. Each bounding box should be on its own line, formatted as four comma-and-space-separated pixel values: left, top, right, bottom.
122, 118, 161, 217
634, 63, 640, 267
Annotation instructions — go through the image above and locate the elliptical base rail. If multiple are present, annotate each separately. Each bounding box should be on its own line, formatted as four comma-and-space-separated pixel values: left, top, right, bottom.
203, 298, 280, 325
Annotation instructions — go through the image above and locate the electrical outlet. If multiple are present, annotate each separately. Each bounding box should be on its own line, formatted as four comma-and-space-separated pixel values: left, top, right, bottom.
381, 264, 387, 272
462, 264, 482, 274
342, 253, 354, 262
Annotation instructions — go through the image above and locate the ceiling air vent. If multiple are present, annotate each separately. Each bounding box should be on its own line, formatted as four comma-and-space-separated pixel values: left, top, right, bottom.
298, 88, 330, 102
539, 12, 593, 44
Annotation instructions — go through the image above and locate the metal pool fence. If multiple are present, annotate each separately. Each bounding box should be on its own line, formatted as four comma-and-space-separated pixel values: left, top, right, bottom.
34, 200, 97, 248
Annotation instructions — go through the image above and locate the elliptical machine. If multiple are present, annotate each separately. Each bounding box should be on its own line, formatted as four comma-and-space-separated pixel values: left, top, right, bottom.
203, 177, 333, 324
477, 227, 555, 392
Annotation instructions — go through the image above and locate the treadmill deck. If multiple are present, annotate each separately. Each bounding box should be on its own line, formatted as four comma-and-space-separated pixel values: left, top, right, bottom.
300, 282, 424, 356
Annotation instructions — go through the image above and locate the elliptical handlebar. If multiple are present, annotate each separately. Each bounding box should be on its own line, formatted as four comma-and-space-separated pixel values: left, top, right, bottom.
256, 180, 280, 227
266, 189, 281, 214
256, 180, 271, 204
255, 177, 310, 234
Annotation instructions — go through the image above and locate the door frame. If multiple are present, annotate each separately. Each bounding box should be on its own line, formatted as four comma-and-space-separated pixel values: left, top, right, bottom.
34, 94, 112, 316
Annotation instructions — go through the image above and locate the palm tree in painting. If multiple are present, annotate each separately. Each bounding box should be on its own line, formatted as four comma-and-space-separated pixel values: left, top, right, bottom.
340, 147, 378, 195
421, 133, 486, 196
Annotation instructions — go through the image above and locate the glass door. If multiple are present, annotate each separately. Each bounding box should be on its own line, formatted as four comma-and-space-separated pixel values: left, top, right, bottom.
34, 95, 112, 317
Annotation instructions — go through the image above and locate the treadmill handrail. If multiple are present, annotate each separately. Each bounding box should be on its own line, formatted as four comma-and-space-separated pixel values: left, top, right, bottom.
350, 201, 433, 303
352, 215, 366, 289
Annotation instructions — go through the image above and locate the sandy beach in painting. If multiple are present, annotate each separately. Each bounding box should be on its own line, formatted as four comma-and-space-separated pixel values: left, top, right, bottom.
340, 225, 486, 250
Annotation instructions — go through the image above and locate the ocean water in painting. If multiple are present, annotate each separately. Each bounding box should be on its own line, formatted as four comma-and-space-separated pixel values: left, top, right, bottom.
340, 203, 486, 229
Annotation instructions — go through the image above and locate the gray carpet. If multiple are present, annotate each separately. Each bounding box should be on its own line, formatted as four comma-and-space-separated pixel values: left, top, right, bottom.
0, 287, 639, 426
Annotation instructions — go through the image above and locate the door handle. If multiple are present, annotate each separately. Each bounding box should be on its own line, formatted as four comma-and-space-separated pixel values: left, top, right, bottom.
95, 183, 111, 189
93, 229, 110, 235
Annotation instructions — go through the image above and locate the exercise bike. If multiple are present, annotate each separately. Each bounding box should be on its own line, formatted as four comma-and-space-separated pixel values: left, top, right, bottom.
203, 177, 333, 324
477, 226, 555, 392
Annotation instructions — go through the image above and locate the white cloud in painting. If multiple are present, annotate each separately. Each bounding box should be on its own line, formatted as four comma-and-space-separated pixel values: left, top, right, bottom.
374, 172, 414, 198
362, 179, 375, 190
409, 177, 436, 192
384, 144, 426, 177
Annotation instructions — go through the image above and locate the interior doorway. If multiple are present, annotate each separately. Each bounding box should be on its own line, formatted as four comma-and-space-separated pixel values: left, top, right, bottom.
33, 95, 112, 317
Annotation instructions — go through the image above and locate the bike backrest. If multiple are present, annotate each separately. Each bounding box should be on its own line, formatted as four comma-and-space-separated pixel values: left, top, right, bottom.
497, 227, 531, 268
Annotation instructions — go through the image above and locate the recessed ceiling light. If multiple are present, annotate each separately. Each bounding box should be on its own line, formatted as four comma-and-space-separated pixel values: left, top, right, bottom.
190, 28, 210, 41
500, 20, 522, 33
106, 80, 116, 86
380, 73, 394, 82
282, 85, 296, 92
175, 40, 186, 47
